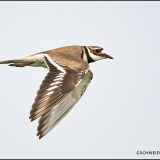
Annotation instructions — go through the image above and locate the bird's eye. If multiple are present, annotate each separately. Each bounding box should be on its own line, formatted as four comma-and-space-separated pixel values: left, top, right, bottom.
96, 48, 103, 52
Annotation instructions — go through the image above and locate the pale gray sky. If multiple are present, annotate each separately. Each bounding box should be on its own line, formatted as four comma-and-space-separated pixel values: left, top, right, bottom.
0, 1, 160, 159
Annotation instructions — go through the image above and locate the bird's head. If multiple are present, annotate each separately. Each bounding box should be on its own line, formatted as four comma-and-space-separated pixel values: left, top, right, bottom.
84, 46, 113, 63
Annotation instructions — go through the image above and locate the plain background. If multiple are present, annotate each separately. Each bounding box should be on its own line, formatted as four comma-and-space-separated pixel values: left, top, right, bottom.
0, 2, 159, 159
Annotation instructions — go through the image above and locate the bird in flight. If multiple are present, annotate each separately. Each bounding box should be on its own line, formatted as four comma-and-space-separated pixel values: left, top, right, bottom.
0, 45, 113, 139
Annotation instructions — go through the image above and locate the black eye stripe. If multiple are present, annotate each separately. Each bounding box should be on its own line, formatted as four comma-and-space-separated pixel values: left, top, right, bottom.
96, 48, 103, 52
89, 49, 102, 56
90, 48, 103, 53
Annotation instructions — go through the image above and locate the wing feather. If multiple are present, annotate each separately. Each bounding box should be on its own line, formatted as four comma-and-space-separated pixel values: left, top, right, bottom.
37, 70, 93, 138
29, 56, 85, 121
29, 55, 91, 138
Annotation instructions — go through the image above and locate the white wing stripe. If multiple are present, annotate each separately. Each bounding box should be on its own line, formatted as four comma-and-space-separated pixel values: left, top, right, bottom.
47, 86, 58, 91
46, 91, 54, 96
43, 55, 66, 73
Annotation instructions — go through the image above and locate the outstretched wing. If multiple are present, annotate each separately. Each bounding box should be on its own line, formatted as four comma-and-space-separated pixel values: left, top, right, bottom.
29, 55, 92, 139
37, 69, 93, 139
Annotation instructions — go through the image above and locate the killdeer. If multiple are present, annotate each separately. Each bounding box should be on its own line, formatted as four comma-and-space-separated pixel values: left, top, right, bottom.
0, 45, 113, 139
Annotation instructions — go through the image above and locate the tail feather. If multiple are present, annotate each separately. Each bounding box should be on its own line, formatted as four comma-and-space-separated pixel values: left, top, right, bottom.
0, 59, 24, 64
0, 54, 45, 68
0, 59, 35, 67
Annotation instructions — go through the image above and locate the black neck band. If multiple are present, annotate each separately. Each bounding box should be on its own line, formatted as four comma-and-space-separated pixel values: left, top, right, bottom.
83, 46, 94, 63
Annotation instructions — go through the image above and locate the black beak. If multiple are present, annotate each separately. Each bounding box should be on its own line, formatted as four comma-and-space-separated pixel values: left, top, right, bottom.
104, 53, 114, 59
